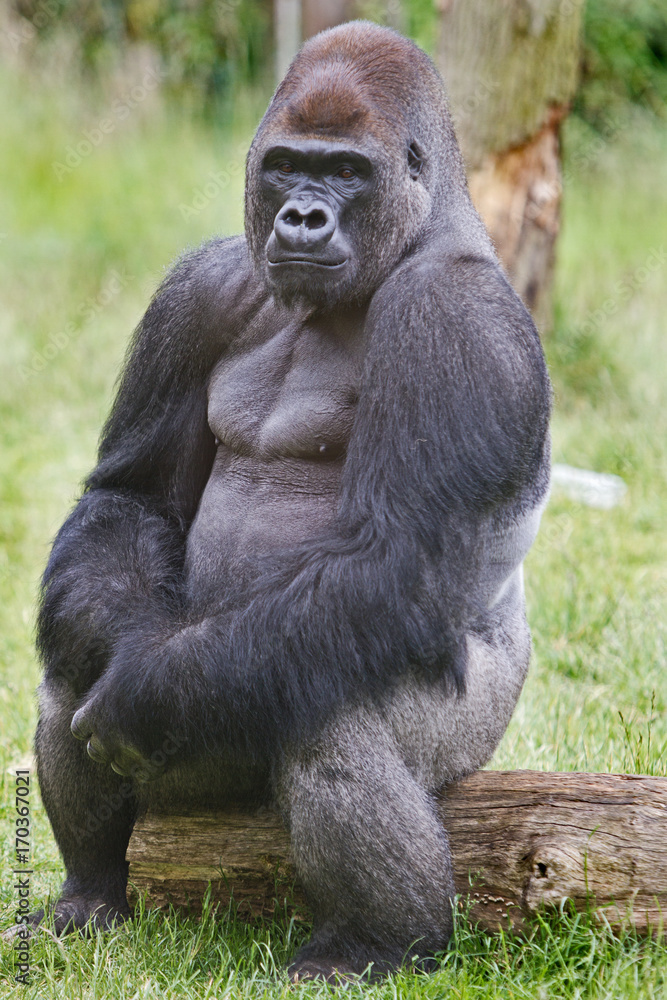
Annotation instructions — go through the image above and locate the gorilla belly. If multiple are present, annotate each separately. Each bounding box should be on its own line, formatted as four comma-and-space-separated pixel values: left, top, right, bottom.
185, 448, 343, 598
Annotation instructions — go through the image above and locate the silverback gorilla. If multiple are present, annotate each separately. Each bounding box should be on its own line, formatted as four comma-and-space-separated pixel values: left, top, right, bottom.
34, 21, 550, 982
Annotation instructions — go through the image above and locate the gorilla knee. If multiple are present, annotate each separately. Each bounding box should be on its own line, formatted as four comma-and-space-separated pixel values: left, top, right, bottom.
278, 724, 454, 974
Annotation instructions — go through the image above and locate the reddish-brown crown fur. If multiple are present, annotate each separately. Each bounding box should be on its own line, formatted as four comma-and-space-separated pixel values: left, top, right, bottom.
266, 22, 438, 146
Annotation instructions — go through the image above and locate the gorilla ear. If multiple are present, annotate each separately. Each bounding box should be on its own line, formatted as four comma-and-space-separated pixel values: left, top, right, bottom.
407, 141, 423, 179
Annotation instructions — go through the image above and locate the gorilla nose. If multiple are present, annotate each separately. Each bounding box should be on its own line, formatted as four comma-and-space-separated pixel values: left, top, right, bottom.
274, 201, 336, 253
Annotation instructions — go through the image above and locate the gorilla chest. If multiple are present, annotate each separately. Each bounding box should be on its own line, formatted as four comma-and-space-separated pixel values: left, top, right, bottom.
185, 318, 365, 592
207, 319, 362, 460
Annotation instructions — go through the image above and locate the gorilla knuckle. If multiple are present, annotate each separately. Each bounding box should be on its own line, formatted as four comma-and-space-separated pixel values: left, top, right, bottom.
70, 709, 91, 741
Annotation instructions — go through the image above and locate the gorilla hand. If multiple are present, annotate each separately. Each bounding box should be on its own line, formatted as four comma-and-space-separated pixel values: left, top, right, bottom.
71, 696, 154, 781
70, 665, 183, 782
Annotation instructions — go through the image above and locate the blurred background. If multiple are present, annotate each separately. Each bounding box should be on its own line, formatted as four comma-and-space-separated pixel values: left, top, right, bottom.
0, 0, 666, 992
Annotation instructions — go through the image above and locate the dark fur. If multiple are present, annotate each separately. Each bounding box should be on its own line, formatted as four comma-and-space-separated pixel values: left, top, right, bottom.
34, 22, 550, 977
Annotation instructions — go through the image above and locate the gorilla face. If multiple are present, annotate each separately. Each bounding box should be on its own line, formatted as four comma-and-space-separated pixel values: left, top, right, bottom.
262, 143, 371, 279
256, 138, 379, 308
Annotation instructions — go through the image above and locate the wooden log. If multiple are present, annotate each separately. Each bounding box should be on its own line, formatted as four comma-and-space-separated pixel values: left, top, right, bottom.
444, 771, 666, 934
127, 770, 667, 935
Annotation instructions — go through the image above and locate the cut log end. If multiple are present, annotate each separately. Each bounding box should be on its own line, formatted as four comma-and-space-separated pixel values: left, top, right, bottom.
127, 770, 667, 936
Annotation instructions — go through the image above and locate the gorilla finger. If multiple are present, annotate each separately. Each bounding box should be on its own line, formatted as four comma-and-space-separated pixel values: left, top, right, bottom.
70, 707, 93, 741
109, 758, 142, 779
111, 747, 157, 783
86, 735, 111, 764
112, 760, 154, 782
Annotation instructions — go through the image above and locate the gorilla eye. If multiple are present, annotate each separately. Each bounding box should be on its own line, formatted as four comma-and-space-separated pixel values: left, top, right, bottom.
336, 167, 356, 180
278, 161, 296, 174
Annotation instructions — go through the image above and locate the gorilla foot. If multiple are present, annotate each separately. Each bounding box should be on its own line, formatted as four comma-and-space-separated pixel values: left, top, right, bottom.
288, 954, 375, 985
26, 895, 130, 936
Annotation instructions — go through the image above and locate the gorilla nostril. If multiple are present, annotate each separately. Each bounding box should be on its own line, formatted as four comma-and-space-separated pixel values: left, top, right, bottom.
305, 210, 327, 230
274, 201, 335, 251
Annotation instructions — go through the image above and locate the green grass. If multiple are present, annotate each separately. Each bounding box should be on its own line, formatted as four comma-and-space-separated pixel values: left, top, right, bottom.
0, 66, 665, 997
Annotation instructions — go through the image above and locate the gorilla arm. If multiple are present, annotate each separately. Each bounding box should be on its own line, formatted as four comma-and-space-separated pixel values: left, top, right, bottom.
71, 249, 550, 775
38, 237, 253, 720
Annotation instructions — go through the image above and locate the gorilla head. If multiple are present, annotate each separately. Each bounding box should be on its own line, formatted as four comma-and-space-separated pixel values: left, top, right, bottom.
245, 21, 487, 308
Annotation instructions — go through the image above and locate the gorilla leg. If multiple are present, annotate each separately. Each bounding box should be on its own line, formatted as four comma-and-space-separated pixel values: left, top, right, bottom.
276, 716, 454, 980
34, 678, 136, 933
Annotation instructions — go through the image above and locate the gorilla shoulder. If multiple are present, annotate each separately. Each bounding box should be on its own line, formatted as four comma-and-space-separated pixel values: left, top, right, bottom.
151, 235, 269, 354
374, 246, 548, 388
364, 246, 551, 506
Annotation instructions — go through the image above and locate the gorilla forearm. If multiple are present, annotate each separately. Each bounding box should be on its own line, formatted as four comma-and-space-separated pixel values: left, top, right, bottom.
38, 243, 252, 698
38, 490, 184, 697
73, 527, 466, 764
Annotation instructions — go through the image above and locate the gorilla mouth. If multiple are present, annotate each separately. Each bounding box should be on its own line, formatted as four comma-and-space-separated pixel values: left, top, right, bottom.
268, 257, 348, 269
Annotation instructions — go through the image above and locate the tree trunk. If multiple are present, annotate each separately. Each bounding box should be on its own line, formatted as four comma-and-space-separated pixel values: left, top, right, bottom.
274, 0, 302, 83
302, 0, 354, 39
436, 0, 585, 331
127, 771, 667, 936
302, 2, 404, 40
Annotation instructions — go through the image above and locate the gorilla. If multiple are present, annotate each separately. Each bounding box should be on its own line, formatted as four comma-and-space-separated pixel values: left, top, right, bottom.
34, 21, 550, 982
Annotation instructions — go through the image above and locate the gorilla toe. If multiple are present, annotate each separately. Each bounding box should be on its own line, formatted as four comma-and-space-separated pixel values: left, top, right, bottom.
288, 956, 368, 985
30, 896, 130, 936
